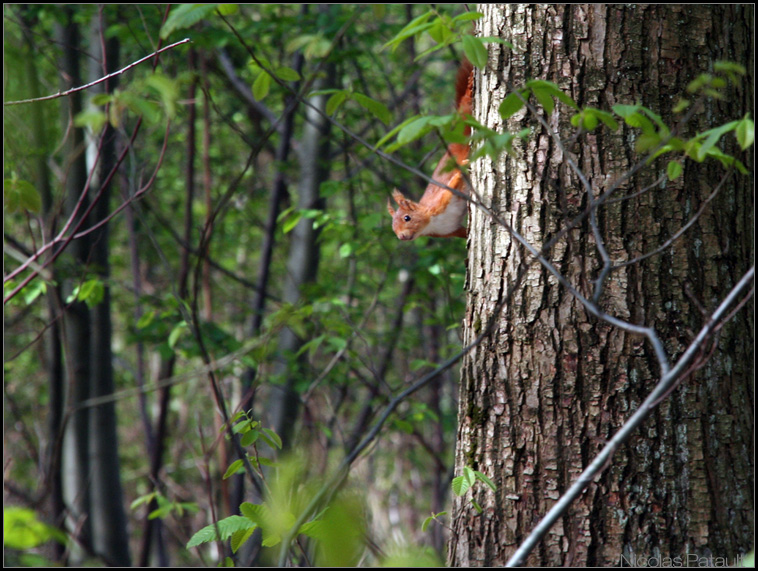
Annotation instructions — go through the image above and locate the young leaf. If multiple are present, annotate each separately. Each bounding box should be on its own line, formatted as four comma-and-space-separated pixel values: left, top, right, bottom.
231, 526, 257, 553
186, 515, 256, 548
252, 71, 271, 101
382, 12, 434, 52
532, 86, 555, 116
4, 178, 42, 214
352, 92, 392, 125
462, 35, 488, 68
222, 459, 244, 480
474, 470, 497, 492
667, 160, 683, 181
160, 4, 218, 39
261, 427, 283, 450
499, 91, 527, 120
451, 475, 470, 496
396, 116, 433, 146
374, 114, 422, 149
240, 429, 259, 447
273, 66, 301, 82
735, 116, 754, 150
326, 91, 348, 116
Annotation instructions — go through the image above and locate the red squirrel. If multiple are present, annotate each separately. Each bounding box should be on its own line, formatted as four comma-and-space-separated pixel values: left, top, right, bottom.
387, 60, 473, 240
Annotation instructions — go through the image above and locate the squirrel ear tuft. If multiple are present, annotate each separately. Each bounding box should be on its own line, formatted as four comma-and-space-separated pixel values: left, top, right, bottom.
387, 197, 396, 216
391, 189, 405, 204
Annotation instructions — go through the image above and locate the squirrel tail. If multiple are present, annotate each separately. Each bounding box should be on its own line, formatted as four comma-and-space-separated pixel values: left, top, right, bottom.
448, 59, 474, 162
456, 59, 474, 120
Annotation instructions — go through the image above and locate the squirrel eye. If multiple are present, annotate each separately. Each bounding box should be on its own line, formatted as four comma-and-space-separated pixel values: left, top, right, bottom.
403, 215, 411, 222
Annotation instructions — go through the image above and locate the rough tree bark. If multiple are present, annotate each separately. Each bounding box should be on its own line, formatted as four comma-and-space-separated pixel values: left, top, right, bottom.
450, 5, 753, 566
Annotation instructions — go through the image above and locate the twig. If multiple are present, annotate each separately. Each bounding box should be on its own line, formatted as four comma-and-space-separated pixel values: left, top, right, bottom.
3, 38, 191, 106
505, 266, 754, 567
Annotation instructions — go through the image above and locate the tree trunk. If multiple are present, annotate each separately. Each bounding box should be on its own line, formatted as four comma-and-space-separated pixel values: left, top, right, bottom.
268, 61, 334, 448
57, 8, 131, 565
450, 4, 753, 566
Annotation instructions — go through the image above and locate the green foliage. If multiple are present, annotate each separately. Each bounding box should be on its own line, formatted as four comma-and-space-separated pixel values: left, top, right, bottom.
451, 466, 497, 514
3, 507, 66, 550
4, 177, 41, 214
131, 491, 199, 521
160, 4, 238, 40
381, 8, 504, 67
66, 278, 105, 308
495, 63, 752, 178
189, 455, 367, 566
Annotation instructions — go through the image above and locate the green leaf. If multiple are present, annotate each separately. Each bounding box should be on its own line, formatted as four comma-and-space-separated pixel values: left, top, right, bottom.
470, 498, 483, 514
22, 279, 46, 306
696, 120, 739, 161
714, 60, 746, 76
499, 91, 527, 120
672, 98, 690, 114
474, 470, 497, 492
735, 116, 754, 150
532, 87, 554, 116
452, 12, 483, 24
69, 279, 104, 309
382, 12, 434, 52
240, 429, 259, 447
4, 178, 42, 214
666, 160, 683, 181
130, 492, 157, 510
462, 35, 488, 68
374, 114, 421, 149
352, 93, 392, 125
136, 310, 155, 329
282, 210, 302, 234
260, 427, 283, 450
252, 71, 271, 101
273, 66, 301, 82
167, 322, 187, 349
585, 108, 618, 131
451, 475, 470, 496
186, 515, 256, 548
222, 459, 244, 480
146, 74, 179, 117
326, 91, 348, 116
74, 108, 108, 132
231, 526, 256, 553
3, 507, 66, 550
525, 79, 578, 109
160, 4, 218, 39
396, 116, 433, 146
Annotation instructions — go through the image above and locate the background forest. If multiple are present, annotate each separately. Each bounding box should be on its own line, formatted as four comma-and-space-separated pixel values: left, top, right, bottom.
4, 4, 473, 567
4, 3, 755, 568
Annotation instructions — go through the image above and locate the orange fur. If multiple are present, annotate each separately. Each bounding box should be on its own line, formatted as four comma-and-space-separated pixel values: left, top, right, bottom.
388, 60, 473, 241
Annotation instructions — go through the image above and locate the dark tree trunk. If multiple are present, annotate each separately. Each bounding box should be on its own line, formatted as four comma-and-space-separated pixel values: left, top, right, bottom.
450, 4, 753, 566
56, 8, 131, 565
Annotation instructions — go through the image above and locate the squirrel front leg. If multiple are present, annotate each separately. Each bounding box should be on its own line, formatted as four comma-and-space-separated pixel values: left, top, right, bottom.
425, 169, 465, 217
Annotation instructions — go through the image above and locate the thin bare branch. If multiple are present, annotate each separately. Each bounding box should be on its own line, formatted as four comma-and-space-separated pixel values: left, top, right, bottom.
505, 266, 755, 567
3, 38, 191, 106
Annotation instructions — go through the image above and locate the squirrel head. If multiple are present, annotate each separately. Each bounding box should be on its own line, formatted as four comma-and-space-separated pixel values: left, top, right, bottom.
387, 189, 427, 241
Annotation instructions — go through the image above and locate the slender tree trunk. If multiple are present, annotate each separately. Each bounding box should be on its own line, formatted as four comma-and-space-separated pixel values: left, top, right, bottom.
20, 7, 66, 561
57, 12, 94, 558
450, 4, 753, 566
268, 57, 334, 448
85, 12, 131, 566
55, 8, 131, 565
